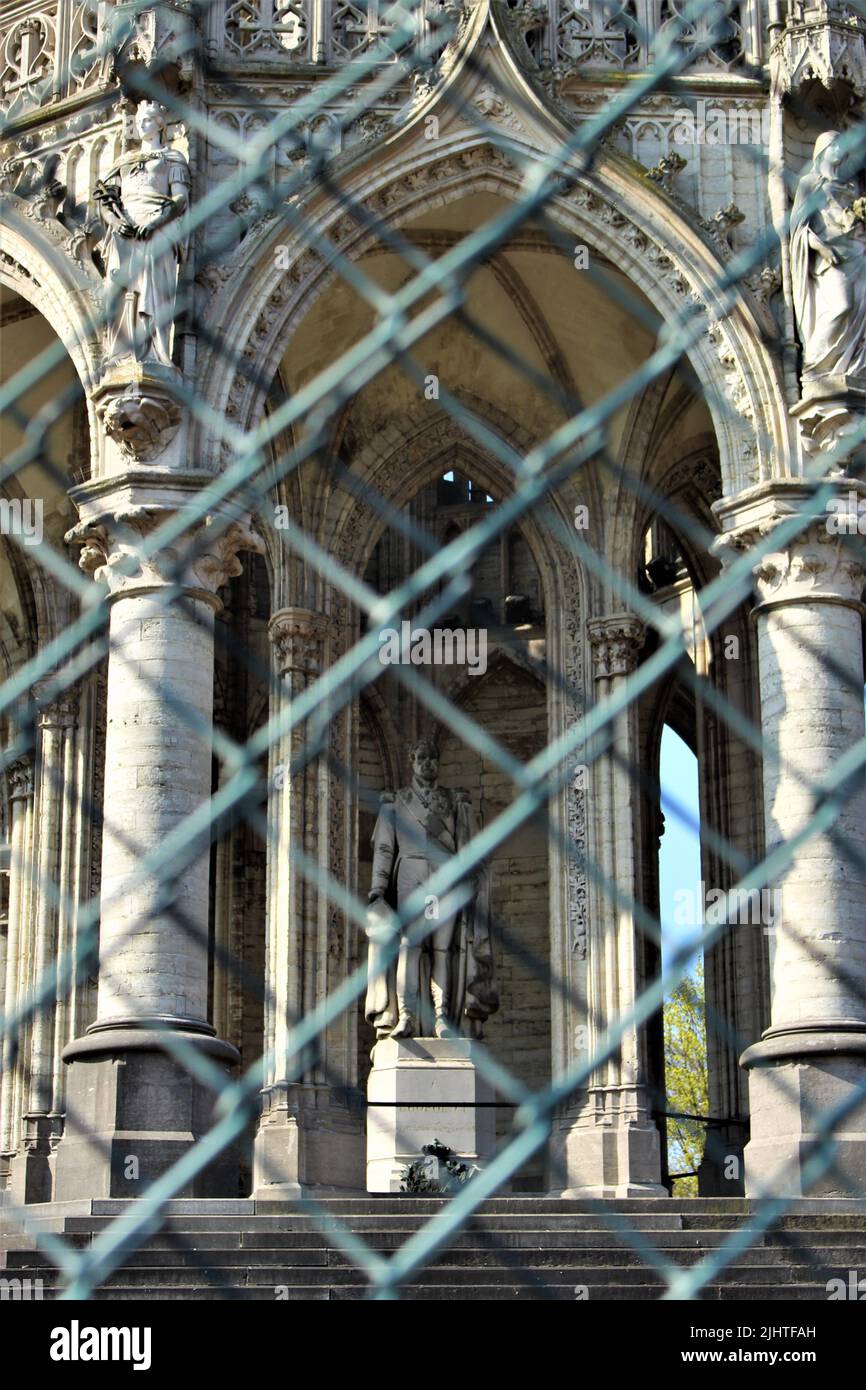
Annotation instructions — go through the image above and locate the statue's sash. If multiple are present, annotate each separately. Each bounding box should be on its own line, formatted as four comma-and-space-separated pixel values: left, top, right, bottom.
396, 786, 457, 856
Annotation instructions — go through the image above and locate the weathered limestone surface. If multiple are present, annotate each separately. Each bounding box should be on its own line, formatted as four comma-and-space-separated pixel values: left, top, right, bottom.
52, 492, 262, 1200
253, 607, 364, 1197
367, 1038, 496, 1193
3, 0, 866, 1222
552, 614, 666, 1198
717, 481, 866, 1196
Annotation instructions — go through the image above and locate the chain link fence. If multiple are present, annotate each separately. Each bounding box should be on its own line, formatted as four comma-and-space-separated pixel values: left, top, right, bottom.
1, 0, 865, 1301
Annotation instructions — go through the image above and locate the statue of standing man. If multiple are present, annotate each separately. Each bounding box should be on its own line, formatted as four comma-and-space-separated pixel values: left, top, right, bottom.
93, 100, 190, 368
364, 738, 499, 1042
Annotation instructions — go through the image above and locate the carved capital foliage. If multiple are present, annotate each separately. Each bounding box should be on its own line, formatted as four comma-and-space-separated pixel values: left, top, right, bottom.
192, 517, 266, 594
587, 613, 646, 678
748, 522, 865, 610
7, 755, 34, 799
268, 607, 331, 679
65, 507, 264, 603
716, 487, 866, 612
32, 683, 79, 730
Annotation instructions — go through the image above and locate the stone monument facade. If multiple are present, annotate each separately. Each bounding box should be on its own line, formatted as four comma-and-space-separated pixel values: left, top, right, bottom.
0, 0, 864, 1207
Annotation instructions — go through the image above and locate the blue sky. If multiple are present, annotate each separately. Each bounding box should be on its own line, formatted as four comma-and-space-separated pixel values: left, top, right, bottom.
658, 725, 703, 977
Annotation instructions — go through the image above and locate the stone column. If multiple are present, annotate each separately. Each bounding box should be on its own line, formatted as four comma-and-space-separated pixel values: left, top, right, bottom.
717, 481, 866, 1196
9, 691, 77, 1204
50, 691, 86, 1126
551, 614, 665, 1195
0, 756, 34, 1179
253, 607, 364, 1197
53, 486, 262, 1201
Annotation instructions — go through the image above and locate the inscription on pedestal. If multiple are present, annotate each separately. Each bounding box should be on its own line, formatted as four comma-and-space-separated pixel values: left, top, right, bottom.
366, 1038, 495, 1194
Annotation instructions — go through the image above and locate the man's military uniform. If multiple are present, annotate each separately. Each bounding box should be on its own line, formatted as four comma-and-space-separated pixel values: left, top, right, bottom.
364, 780, 499, 1040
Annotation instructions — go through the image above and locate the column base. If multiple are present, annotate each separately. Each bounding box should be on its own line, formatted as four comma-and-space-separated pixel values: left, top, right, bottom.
53, 1027, 241, 1202
366, 1037, 495, 1194
549, 1104, 666, 1197
7, 1114, 62, 1205
252, 1082, 365, 1198
742, 1026, 866, 1198
696, 1122, 747, 1196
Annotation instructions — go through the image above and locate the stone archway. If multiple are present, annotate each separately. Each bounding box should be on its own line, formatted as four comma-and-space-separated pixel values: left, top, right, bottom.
195, 131, 789, 498
316, 417, 589, 1179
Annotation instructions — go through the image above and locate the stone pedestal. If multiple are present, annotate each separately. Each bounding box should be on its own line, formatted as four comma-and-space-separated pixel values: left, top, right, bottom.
741, 1042, 866, 1197
53, 1031, 240, 1201
366, 1038, 495, 1193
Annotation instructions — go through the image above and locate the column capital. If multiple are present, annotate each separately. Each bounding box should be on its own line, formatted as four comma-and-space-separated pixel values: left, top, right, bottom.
7, 756, 34, 800
714, 479, 866, 614
586, 613, 645, 679
64, 476, 264, 606
32, 683, 78, 730
268, 607, 332, 680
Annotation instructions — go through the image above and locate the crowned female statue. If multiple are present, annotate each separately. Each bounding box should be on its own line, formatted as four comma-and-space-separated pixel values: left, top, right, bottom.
790, 131, 866, 383
93, 101, 190, 369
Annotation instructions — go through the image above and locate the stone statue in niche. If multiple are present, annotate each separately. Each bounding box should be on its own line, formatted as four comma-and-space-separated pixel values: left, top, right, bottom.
93, 100, 190, 368
364, 737, 499, 1042
790, 130, 866, 384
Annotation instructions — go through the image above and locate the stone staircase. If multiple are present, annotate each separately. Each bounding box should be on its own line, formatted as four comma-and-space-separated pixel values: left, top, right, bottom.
2, 1198, 866, 1299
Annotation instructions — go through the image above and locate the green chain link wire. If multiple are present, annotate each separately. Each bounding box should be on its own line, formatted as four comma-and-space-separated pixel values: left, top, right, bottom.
1, 0, 865, 1300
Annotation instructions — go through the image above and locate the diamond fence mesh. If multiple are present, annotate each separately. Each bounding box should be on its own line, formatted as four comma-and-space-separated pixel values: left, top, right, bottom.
0, 0, 865, 1302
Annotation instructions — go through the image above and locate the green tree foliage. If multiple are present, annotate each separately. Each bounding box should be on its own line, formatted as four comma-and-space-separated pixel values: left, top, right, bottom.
664, 961, 708, 1197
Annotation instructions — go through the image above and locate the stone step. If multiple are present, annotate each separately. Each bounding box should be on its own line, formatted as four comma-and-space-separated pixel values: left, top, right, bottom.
14, 1262, 830, 1288
11, 1240, 864, 1267
46, 1196, 866, 1218
334, 1283, 835, 1302
54, 1211, 866, 1236
149, 1232, 863, 1256
58, 1212, 691, 1233
7, 1254, 854, 1286
67, 1282, 833, 1302
6, 1227, 865, 1265
87, 1197, 760, 1216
